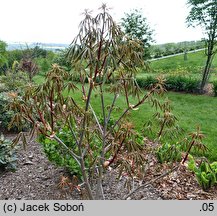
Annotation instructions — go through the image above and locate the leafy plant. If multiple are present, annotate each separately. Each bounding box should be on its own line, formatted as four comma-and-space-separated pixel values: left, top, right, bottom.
143, 98, 182, 142
210, 162, 217, 179
0, 134, 17, 171
165, 76, 199, 93
156, 143, 182, 163
0, 92, 14, 130
38, 127, 82, 177
0, 92, 29, 132
136, 76, 158, 89
143, 98, 183, 163
0, 40, 8, 74
0, 70, 29, 93
195, 161, 216, 191
188, 156, 217, 191
136, 75, 200, 93
19, 58, 39, 82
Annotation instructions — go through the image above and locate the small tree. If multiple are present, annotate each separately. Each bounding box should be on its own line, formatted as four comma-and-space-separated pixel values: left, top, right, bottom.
187, 0, 217, 92
11, 5, 165, 200
121, 9, 154, 59
19, 46, 39, 82
19, 59, 38, 82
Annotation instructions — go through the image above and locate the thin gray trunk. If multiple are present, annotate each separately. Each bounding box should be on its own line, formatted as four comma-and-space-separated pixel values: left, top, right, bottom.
200, 53, 213, 92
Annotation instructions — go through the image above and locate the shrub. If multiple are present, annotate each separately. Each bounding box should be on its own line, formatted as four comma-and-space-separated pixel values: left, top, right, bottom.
37, 58, 51, 74
165, 76, 185, 91
165, 76, 200, 93
136, 76, 158, 89
0, 134, 17, 171
183, 77, 200, 93
136, 75, 200, 93
0, 92, 29, 132
0, 70, 30, 131
19, 59, 39, 82
9, 5, 169, 200
0, 70, 29, 93
0, 92, 14, 130
38, 127, 82, 177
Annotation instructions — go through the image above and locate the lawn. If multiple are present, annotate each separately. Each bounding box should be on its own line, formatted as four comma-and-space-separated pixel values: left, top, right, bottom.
165, 92, 217, 161
33, 75, 217, 161
90, 90, 217, 161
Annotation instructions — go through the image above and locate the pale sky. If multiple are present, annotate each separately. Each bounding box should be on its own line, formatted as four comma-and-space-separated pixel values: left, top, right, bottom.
0, 0, 204, 45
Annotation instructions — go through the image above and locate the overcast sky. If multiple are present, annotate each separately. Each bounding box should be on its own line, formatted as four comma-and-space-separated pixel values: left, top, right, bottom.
0, 0, 204, 45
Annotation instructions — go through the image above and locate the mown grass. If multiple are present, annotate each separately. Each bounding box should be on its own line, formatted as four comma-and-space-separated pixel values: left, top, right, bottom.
77, 89, 217, 161
166, 92, 217, 161
33, 75, 217, 161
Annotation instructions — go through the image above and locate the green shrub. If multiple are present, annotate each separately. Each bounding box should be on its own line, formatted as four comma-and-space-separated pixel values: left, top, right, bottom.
166, 76, 200, 93
0, 70, 29, 93
0, 134, 17, 171
183, 78, 200, 93
0, 92, 14, 130
0, 92, 29, 132
136, 76, 158, 89
38, 127, 82, 177
165, 76, 185, 91
212, 81, 217, 97
0, 70, 30, 131
136, 75, 200, 93
156, 143, 182, 163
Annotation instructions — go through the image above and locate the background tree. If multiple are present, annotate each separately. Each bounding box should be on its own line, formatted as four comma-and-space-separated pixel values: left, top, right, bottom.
121, 9, 154, 59
18, 45, 41, 82
186, 0, 217, 92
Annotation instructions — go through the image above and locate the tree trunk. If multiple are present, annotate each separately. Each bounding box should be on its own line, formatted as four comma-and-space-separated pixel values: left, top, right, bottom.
200, 32, 216, 93
200, 53, 213, 92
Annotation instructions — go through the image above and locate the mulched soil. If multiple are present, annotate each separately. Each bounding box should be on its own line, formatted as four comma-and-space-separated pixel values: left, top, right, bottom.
0, 133, 217, 200
204, 83, 214, 96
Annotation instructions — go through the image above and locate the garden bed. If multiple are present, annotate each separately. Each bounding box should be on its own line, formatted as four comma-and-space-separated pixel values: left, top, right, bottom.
0, 133, 217, 200
0, 134, 161, 200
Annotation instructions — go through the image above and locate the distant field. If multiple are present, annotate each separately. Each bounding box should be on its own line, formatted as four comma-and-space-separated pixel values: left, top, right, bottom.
138, 50, 217, 82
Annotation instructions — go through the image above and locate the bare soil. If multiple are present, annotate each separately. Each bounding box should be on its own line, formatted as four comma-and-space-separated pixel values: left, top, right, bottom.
0, 133, 217, 200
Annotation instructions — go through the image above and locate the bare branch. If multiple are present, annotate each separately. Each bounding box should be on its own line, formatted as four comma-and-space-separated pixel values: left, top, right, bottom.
53, 135, 81, 166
